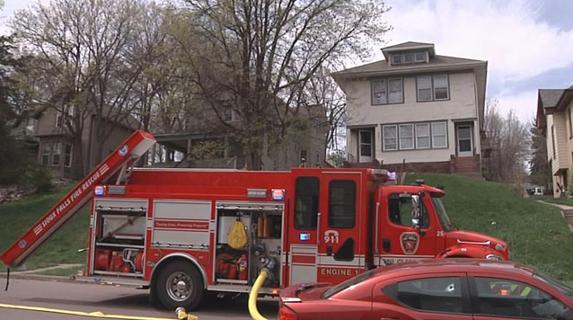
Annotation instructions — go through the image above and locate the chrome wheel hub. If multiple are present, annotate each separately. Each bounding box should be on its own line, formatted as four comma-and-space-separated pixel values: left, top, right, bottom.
166, 272, 193, 302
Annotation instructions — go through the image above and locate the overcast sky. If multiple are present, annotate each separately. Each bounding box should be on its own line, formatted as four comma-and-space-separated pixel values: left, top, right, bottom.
2, 0, 573, 124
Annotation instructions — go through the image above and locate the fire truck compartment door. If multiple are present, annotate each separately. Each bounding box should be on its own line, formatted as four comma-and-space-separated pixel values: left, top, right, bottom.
152, 200, 211, 248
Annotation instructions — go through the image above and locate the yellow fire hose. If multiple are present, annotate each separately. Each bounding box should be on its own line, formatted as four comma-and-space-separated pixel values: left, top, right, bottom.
0, 302, 194, 320
248, 269, 269, 320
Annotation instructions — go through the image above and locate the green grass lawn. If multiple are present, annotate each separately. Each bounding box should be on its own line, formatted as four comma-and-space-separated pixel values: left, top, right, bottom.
408, 174, 573, 284
0, 186, 89, 273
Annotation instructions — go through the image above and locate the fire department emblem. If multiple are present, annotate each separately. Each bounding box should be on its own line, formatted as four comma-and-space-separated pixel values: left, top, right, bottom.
400, 232, 420, 255
118, 145, 129, 156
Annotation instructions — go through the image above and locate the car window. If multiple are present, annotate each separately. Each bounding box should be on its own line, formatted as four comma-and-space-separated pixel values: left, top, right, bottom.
473, 277, 573, 319
388, 193, 429, 228
385, 277, 466, 314
322, 268, 378, 299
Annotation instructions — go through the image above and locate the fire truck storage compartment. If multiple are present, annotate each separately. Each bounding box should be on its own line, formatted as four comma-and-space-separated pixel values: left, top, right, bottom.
215, 202, 283, 287
92, 199, 147, 277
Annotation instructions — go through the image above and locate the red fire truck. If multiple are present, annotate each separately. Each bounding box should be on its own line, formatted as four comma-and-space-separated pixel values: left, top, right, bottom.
1, 130, 510, 310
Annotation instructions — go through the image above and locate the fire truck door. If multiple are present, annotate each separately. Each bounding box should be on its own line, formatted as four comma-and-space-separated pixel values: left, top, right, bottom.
288, 176, 320, 285
377, 191, 438, 265
317, 173, 362, 283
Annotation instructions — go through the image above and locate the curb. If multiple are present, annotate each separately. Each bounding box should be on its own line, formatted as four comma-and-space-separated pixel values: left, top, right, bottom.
0, 272, 75, 283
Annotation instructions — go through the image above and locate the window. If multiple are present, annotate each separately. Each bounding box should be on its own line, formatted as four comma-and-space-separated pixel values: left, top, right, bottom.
64, 144, 73, 167
372, 79, 387, 105
399, 124, 414, 150
431, 121, 448, 148
388, 193, 429, 228
359, 130, 373, 157
385, 277, 465, 314
51, 143, 61, 166
404, 53, 415, 64
417, 76, 432, 102
388, 79, 403, 104
41, 143, 52, 166
417, 74, 450, 102
383, 121, 447, 151
294, 177, 319, 230
328, 180, 356, 228
371, 78, 403, 105
552, 125, 556, 159
415, 123, 430, 149
392, 54, 402, 65
415, 52, 426, 62
383, 125, 398, 151
473, 277, 573, 319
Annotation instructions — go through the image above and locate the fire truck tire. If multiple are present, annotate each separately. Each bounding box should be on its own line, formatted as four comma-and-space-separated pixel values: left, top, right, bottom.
154, 261, 204, 310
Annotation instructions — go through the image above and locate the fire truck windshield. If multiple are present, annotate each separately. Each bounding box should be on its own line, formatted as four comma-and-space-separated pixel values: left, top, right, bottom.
432, 197, 453, 232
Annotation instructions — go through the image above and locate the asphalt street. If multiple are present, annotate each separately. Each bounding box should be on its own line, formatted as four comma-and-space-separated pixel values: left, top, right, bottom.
0, 277, 278, 320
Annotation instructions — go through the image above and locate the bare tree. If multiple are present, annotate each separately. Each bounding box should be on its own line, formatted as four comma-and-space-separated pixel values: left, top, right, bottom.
11, 0, 159, 174
170, 0, 390, 169
483, 99, 529, 182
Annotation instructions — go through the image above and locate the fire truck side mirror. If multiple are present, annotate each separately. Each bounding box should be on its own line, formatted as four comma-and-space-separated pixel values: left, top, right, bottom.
410, 194, 421, 229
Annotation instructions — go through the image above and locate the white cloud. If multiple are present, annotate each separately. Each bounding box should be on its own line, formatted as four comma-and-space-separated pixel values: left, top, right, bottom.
495, 90, 538, 124
383, 0, 573, 85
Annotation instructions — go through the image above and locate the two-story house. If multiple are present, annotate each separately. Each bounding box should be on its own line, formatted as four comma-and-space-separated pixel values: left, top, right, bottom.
332, 42, 487, 174
536, 86, 573, 197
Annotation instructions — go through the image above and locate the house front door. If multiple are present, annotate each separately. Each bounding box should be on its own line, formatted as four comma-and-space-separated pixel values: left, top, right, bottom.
358, 129, 374, 162
456, 124, 473, 157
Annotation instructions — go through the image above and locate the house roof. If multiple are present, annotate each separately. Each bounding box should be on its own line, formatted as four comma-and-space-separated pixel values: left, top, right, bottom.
381, 41, 436, 59
538, 89, 565, 109
332, 55, 486, 77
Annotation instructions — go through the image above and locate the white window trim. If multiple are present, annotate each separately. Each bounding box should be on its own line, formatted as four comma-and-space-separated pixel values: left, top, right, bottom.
382, 125, 398, 151
416, 74, 450, 102
382, 121, 448, 151
398, 124, 415, 150
64, 143, 73, 167
371, 78, 403, 105
431, 121, 448, 149
415, 123, 431, 149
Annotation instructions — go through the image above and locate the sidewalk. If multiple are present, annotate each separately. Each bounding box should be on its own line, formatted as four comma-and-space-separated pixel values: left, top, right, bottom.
537, 200, 573, 233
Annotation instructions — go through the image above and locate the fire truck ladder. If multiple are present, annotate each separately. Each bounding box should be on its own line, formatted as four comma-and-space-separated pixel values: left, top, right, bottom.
0, 130, 156, 269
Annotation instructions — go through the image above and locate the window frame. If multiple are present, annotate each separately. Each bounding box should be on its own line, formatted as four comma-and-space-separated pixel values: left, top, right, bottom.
294, 177, 320, 230
41, 143, 52, 166
51, 143, 61, 166
371, 78, 403, 105
382, 121, 448, 151
359, 129, 374, 157
64, 143, 73, 167
398, 124, 415, 150
328, 180, 356, 228
468, 276, 573, 319
416, 74, 450, 102
415, 123, 431, 149
382, 125, 398, 151
383, 275, 472, 315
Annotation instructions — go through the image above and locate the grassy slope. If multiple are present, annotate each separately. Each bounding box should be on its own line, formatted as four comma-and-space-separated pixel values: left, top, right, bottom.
538, 195, 573, 207
408, 174, 573, 283
0, 187, 89, 272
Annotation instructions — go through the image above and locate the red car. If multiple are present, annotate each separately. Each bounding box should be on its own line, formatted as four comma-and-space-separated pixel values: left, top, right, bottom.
279, 259, 573, 320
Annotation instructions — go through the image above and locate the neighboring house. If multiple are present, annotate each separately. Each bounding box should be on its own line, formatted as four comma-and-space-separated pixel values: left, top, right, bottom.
536, 86, 573, 198
35, 108, 136, 179
332, 42, 487, 174
152, 104, 328, 170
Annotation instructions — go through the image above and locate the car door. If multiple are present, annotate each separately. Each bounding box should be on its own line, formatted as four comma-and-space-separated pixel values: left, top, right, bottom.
378, 190, 438, 264
469, 276, 573, 320
371, 273, 473, 320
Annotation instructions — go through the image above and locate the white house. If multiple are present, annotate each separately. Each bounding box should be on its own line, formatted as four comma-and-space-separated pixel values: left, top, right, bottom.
332, 42, 487, 174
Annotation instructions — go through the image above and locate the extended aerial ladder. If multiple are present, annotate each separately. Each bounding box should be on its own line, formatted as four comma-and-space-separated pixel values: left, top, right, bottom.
0, 130, 156, 268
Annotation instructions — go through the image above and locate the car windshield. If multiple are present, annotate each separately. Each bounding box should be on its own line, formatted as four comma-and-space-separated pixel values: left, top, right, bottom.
534, 272, 573, 299
432, 196, 453, 232
322, 268, 379, 299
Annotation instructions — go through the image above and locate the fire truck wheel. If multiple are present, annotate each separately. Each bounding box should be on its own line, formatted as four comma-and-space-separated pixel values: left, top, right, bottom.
155, 261, 204, 310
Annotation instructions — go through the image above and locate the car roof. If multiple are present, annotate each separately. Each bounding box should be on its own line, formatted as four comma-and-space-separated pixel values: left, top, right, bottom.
370, 259, 536, 281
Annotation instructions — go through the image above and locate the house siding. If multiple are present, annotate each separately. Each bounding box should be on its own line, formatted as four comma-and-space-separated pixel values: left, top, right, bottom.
345, 72, 480, 165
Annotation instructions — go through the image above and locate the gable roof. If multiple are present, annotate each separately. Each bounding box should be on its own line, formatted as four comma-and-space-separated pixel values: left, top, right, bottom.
332, 55, 486, 77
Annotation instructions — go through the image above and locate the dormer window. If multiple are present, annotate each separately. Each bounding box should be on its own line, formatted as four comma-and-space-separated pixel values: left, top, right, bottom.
391, 51, 428, 65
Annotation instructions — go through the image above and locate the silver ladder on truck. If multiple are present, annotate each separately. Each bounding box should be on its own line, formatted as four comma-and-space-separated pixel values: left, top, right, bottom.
0, 130, 156, 268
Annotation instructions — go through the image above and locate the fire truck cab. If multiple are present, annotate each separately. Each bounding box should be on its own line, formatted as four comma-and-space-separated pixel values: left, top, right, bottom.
0, 131, 509, 310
